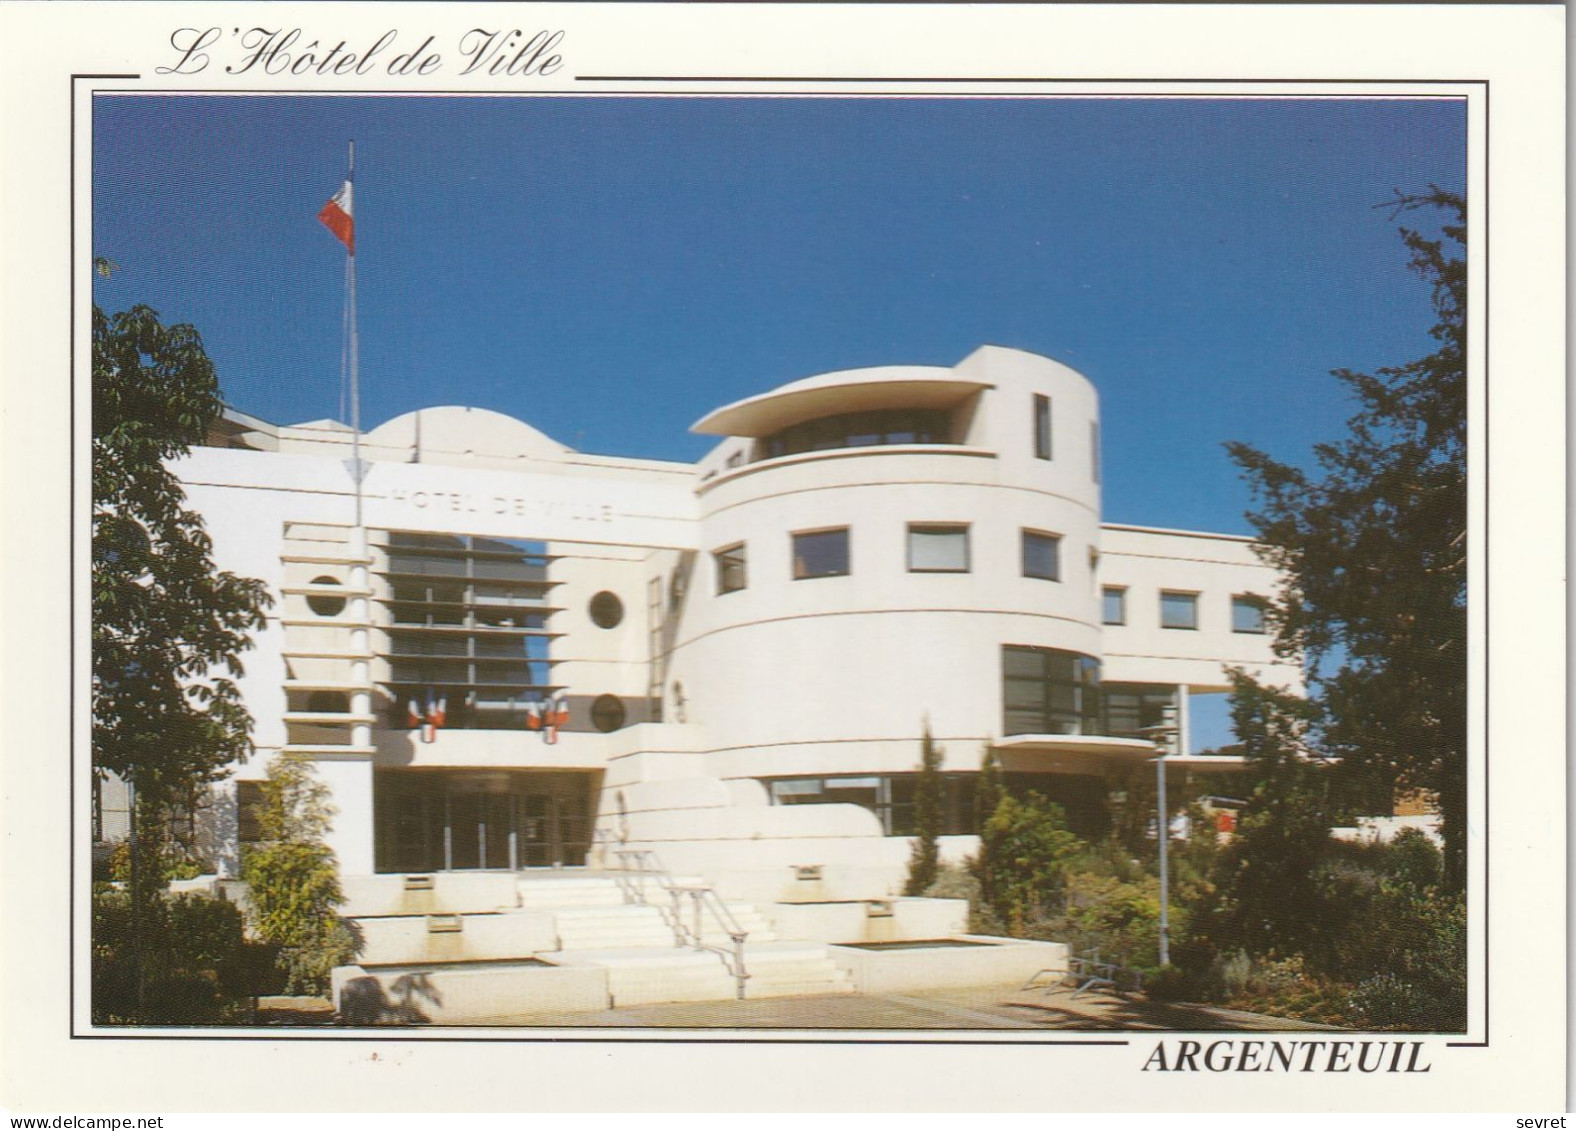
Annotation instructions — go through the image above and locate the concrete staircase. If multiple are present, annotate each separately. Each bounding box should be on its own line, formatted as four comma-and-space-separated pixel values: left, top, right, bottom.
336, 871, 857, 1018
515, 873, 848, 1006
548, 941, 853, 1007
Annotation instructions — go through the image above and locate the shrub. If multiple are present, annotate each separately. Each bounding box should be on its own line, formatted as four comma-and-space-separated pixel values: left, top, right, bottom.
1143, 964, 1194, 1002
91, 885, 256, 1025
923, 862, 980, 904
1037, 870, 1176, 969
1216, 954, 1355, 1028
1347, 973, 1430, 1030
106, 837, 209, 887
240, 753, 359, 995
975, 791, 1083, 933
1385, 827, 1445, 890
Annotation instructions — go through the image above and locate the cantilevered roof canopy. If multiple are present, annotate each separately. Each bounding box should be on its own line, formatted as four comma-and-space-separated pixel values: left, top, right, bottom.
994, 734, 1249, 776
692, 366, 990, 437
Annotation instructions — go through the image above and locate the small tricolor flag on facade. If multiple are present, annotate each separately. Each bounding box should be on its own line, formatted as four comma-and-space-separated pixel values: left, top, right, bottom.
318, 180, 354, 254
527, 692, 571, 744
408, 689, 446, 744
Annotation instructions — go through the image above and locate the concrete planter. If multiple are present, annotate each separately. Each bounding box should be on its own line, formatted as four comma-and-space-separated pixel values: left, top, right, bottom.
828, 935, 1068, 994
332, 961, 608, 1025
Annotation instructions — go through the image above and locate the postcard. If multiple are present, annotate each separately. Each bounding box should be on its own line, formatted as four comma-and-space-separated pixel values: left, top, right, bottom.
0, 0, 1564, 1115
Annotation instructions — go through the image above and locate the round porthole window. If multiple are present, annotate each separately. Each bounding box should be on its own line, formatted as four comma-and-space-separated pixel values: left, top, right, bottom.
306, 576, 348, 617
591, 694, 626, 733
588, 590, 624, 629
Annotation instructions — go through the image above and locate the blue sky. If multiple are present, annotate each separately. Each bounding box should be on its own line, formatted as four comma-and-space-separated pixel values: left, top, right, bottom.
93, 95, 1464, 533
92, 94, 1465, 749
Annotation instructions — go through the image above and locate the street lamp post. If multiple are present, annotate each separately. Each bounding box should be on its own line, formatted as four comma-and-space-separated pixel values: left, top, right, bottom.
1141, 704, 1180, 968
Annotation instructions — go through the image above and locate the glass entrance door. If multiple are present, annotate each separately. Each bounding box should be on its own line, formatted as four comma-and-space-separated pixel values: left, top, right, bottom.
374, 770, 597, 872
447, 793, 484, 870
516, 793, 554, 868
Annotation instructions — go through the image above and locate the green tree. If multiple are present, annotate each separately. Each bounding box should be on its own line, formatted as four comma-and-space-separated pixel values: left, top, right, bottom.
241, 752, 358, 994
93, 275, 271, 1011
1225, 189, 1467, 888
975, 743, 1004, 828
1209, 671, 1337, 958
94, 295, 270, 796
903, 724, 945, 896
975, 791, 1083, 934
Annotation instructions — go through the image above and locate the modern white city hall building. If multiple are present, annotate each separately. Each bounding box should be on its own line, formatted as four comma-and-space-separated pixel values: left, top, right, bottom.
171, 344, 1298, 905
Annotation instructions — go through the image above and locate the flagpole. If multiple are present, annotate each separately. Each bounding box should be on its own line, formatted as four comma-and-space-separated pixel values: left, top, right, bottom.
347, 139, 362, 530
342, 140, 372, 763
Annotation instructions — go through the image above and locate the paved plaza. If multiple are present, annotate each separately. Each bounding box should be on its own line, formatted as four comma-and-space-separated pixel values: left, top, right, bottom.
442, 983, 1338, 1031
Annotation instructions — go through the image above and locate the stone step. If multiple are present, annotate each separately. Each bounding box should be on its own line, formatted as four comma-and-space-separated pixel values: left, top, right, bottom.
549, 905, 665, 921
545, 942, 850, 1006
557, 930, 684, 950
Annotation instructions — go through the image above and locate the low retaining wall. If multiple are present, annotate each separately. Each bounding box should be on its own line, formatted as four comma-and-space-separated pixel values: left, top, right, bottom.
769, 897, 967, 944
340, 873, 522, 918
332, 961, 608, 1024
352, 909, 557, 966
828, 935, 1068, 994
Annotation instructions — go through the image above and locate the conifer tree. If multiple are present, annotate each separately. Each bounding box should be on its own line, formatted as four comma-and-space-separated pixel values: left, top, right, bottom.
1226, 189, 1467, 888
903, 724, 945, 895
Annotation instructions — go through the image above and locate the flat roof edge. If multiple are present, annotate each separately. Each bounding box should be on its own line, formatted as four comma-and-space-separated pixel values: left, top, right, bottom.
1101, 522, 1257, 544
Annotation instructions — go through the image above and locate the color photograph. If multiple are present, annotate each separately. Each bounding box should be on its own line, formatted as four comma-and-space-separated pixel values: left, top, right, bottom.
87, 91, 1472, 1035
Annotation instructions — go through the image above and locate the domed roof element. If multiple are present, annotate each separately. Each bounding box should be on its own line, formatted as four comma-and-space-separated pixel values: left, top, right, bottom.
363, 406, 571, 459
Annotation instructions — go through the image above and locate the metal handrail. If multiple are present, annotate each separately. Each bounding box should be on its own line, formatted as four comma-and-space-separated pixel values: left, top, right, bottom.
590, 830, 750, 999
1021, 949, 1144, 998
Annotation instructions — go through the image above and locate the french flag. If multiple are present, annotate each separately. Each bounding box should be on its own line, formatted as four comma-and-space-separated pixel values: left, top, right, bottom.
546, 691, 570, 745
317, 179, 354, 255
420, 689, 446, 744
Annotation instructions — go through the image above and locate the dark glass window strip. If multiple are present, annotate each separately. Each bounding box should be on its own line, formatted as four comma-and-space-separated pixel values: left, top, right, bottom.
1002, 645, 1101, 736
765, 770, 1107, 839
762, 408, 951, 460
378, 532, 555, 729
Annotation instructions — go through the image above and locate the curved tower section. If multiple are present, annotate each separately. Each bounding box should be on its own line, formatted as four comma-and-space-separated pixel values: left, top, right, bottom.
671, 345, 1105, 785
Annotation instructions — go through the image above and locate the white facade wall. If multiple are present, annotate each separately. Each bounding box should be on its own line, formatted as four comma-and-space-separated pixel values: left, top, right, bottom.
1099, 524, 1302, 693
148, 346, 1300, 898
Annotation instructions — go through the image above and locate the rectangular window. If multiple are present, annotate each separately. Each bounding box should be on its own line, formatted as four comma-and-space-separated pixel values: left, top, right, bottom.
908, 525, 970, 573
715, 543, 748, 594
1022, 530, 1062, 581
1034, 394, 1052, 460
1103, 683, 1178, 740
792, 528, 850, 579
1102, 586, 1126, 625
768, 774, 978, 837
1232, 595, 1267, 634
1161, 590, 1199, 630
1090, 420, 1101, 484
